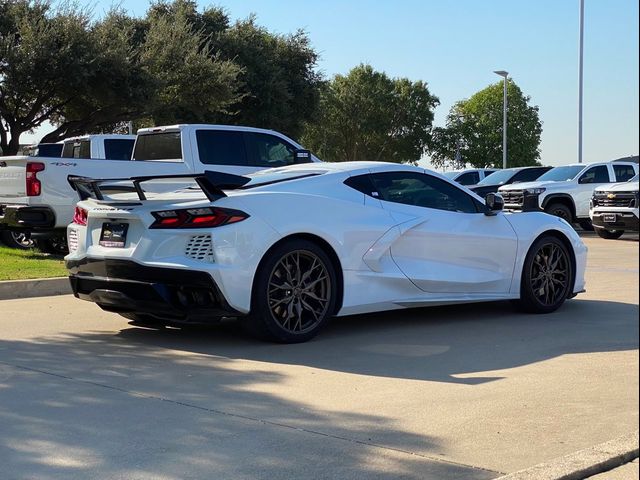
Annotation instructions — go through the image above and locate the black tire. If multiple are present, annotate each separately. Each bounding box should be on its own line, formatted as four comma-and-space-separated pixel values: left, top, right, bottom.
594, 227, 624, 240
242, 239, 338, 343
578, 219, 594, 231
36, 235, 69, 255
0, 230, 35, 249
544, 203, 573, 223
515, 235, 574, 314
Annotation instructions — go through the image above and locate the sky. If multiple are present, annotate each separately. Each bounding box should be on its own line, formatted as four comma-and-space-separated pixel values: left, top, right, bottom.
23, 0, 640, 168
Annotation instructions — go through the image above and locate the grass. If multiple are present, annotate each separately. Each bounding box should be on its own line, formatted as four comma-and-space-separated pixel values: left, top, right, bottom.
0, 245, 67, 281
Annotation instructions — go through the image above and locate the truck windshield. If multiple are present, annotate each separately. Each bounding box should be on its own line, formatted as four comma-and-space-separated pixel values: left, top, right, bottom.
476, 169, 515, 186
536, 166, 584, 182
133, 132, 182, 161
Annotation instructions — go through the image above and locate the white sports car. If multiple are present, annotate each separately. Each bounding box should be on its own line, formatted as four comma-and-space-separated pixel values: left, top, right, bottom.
65, 162, 587, 343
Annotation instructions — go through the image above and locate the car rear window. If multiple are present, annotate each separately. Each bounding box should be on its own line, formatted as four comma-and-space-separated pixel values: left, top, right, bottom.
133, 132, 182, 161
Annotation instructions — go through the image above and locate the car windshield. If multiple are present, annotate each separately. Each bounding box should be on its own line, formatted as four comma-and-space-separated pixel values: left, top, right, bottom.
476, 169, 515, 186
442, 171, 459, 179
629, 174, 639, 182
536, 166, 584, 182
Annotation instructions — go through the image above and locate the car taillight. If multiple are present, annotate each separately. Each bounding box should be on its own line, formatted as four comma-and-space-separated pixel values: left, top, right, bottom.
150, 207, 249, 229
26, 162, 45, 196
73, 206, 88, 226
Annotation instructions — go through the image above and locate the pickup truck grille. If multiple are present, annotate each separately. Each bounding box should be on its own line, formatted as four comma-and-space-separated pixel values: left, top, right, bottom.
593, 192, 638, 208
501, 190, 524, 208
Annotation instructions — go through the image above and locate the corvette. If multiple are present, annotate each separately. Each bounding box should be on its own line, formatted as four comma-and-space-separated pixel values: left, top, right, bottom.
65, 162, 587, 343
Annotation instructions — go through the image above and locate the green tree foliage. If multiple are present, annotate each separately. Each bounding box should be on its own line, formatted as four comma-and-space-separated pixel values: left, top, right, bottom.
1, 0, 321, 153
300, 64, 439, 163
431, 80, 543, 169
0, 1, 96, 154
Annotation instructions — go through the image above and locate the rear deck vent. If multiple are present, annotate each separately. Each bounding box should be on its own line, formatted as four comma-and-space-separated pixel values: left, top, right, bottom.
185, 234, 213, 261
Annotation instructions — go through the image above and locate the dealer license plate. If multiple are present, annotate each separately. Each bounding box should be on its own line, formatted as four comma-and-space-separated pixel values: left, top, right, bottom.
99, 222, 129, 248
603, 214, 617, 223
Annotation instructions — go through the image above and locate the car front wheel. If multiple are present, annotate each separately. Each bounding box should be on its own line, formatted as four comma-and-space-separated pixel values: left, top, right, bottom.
242, 239, 338, 343
516, 235, 574, 314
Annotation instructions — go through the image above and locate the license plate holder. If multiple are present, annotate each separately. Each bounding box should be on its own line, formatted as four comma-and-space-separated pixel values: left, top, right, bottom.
603, 214, 617, 223
99, 222, 129, 248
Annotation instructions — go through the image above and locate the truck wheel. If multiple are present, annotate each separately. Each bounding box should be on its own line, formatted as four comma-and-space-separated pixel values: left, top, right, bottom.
578, 219, 594, 231
515, 235, 574, 314
594, 227, 624, 240
36, 235, 69, 255
0, 231, 35, 249
544, 203, 572, 223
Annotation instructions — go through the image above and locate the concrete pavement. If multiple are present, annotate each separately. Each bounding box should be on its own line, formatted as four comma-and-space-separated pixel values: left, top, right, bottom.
0, 233, 637, 479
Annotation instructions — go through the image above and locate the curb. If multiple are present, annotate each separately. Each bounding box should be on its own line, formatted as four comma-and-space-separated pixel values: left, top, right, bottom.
0, 277, 71, 300
494, 430, 639, 480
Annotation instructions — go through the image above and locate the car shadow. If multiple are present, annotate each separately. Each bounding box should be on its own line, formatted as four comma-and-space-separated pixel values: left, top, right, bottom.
114, 298, 639, 385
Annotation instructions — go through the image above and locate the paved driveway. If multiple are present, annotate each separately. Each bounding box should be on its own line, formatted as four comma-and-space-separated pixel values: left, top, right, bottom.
0, 234, 638, 479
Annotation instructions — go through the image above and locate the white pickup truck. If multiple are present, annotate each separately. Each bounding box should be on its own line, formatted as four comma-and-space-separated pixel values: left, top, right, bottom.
497, 161, 638, 229
0, 125, 318, 251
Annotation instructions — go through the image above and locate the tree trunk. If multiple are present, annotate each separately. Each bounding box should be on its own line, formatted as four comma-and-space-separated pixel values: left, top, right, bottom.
0, 130, 22, 156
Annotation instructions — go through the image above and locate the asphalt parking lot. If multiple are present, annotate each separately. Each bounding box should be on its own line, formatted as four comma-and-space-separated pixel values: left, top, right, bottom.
0, 233, 638, 480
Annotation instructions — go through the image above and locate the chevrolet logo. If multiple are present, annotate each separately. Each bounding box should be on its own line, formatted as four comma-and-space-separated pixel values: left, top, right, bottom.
607, 193, 616, 199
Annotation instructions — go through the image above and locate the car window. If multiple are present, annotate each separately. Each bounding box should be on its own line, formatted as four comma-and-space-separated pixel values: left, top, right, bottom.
456, 171, 480, 185
246, 132, 298, 167
367, 171, 479, 213
613, 165, 636, 182
512, 167, 550, 183
579, 165, 609, 184
104, 139, 134, 161
195, 130, 247, 166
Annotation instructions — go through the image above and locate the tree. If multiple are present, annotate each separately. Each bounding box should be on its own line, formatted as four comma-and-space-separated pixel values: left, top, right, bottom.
431, 79, 543, 169
1, 0, 321, 153
300, 64, 439, 163
0, 1, 97, 154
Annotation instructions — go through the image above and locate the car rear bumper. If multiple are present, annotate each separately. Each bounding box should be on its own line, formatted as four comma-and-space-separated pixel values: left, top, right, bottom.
66, 258, 242, 323
591, 212, 639, 231
0, 204, 57, 232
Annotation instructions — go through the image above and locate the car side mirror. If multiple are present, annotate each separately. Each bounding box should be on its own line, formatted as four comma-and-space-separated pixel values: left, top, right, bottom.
294, 149, 312, 164
485, 192, 504, 216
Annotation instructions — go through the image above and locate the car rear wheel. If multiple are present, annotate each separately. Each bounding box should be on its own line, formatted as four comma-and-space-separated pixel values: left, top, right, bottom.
242, 239, 338, 343
594, 227, 624, 239
0, 230, 35, 249
515, 235, 574, 314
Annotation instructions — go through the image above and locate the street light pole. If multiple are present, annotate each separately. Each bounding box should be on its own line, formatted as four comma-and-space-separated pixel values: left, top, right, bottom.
494, 70, 509, 169
578, 0, 584, 163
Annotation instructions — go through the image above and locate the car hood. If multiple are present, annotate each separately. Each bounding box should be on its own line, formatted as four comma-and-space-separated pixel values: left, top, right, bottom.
594, 181, 639, 193
498, 180, 565, 191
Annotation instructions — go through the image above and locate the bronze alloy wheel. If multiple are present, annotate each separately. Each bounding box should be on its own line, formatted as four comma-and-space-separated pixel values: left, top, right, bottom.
529, 242, 570, 307
267, 250, 332, 334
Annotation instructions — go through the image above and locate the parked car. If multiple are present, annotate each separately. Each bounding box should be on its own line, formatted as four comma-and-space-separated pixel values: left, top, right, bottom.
65, 162, 586, 343
469, 166, 552, 197
0, 125, 318, 252
443, 168, 497, 186
589, 174, 639, 239
498, 161, 638, 230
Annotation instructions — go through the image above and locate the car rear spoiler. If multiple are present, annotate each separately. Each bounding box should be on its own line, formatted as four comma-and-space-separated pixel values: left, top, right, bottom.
67, 171, 251, 202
